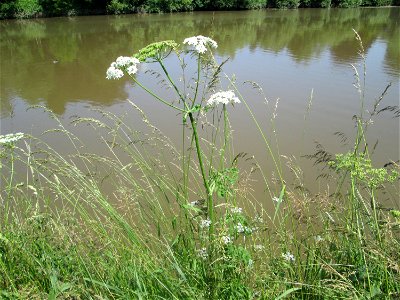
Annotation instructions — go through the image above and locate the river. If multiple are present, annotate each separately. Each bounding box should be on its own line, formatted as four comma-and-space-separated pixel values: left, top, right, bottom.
1, 8, 399, 206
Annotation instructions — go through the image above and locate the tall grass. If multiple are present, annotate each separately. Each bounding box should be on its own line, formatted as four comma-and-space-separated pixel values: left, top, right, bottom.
1, 32, 399, 299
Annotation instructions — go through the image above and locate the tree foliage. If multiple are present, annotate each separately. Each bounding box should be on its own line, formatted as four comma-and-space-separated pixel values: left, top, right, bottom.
0, 0, 399, 19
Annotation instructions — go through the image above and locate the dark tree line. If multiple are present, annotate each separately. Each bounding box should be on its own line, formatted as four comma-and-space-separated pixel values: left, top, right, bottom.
1, 0, 399, 19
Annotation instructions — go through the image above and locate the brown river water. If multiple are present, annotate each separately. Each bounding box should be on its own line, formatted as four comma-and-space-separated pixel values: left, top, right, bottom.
1, 8, 399, 209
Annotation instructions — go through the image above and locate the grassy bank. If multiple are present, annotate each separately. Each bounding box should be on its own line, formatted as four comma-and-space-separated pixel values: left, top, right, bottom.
1, 0, 400, 19
1, 33, 399, 299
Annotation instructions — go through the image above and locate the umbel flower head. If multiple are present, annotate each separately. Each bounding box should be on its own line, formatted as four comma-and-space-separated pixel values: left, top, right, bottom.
134, 40, 178, 62
0, 133, 24, 145
207, 90, 240, 106
106, 56, 140, 80
183, 35, 218, 54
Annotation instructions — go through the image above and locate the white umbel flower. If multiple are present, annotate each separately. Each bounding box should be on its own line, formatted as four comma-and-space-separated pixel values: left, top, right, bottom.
207, 91, 240, 106
282, 252, 295, 262
254, 244, 265, 251
106, 66, 124, 80
230, 207, 243, 214
0, 133, 24, 145
115, 56, 139, 68
197, 247, 208, 260
127, 65, 138, 76
235, 222, 245, 233
106, 56, 140, 80
200, 219, 212, 229
222, 235, 232, 244
183, 35, 218, 54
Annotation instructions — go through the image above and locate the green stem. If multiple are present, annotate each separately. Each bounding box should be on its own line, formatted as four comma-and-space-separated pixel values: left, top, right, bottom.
192, 53, 201, 108
131, 76, 185, 113
188, 112, 213, 235
157, 59, 190, 111
219, 104, 228, 169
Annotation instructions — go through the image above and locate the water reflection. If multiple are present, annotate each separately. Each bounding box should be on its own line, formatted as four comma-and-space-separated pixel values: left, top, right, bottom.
0, 8, 398, 116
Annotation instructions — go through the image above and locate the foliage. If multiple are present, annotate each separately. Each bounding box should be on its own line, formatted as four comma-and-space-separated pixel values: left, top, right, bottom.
271, 0, 300, 8
301, 0, 332, 7
1, 0, 399, 19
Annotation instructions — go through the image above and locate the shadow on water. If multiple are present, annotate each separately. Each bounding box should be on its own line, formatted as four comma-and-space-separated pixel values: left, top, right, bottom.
0, 7, 399, 116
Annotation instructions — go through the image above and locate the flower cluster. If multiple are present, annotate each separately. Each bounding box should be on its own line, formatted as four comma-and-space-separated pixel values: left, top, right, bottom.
254, 244, 265, 251
272, 196, 283, 203
106, 56, 140, 80
282, 252, 295, 262
236, 222, 245, 233
0, 133, 24, 145
207, 90, 240, 106
197, 247, 208, 260
183, 35, 218, 54
135, 40, 178, 62
235, 222, 254, 234
230, 206, 243, 214
222, 235, 232, 244
314, 235, 324, 242
200, 219, 212, 229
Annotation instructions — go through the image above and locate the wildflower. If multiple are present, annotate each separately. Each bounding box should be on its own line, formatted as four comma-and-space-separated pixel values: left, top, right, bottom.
183, 35, 217, 54
222, 235, 232, 244
197, 247, 208, 260
106, 66, 124, 80
200, 219, 211, 229
127, 65, 138, 76
315, 235, 324, 242
230, 207, 243, 214
189, 200, 198, 206
207, 90, 240, 106
235, 222, 245, 233
272, 196, 282, 203
248, 259, 254, 268
135, 40, 178, 62
106, 56, 140, 80
0, 133, 24, 145
254, 216, 263, 223
282, 252, 295, 262
245, 226, 254, 234
254, 244, 264, 251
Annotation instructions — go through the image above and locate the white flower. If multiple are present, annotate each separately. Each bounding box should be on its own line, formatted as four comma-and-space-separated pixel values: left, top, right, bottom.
207, 90, 240, 106
115, 56, 139, 68
230, 207, 242, 214
0, 133, 24, 145
272, 196, 282, 203
222, 235, 232, 244
248, 259, 254, 268
200, 219, 211, 229
106, 66, 124, 80
315, 235, 324, 242
282, 252, 295, 262
245, 226, 254, 234
189, 200, 198, 206
254, 244, 264, 251
127, 65, 138, 76
106, 56, 140, 80
235, 222, 245, 233
183, 35, 218, 54
254, 216, 263, 223
197, 247, 208, 260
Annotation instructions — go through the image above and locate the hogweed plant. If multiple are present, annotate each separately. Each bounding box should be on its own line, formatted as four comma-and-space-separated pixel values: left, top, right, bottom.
105, 36, 260, 294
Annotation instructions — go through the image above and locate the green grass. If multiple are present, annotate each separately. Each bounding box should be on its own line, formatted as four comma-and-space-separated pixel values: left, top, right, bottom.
1, 33, 399, 299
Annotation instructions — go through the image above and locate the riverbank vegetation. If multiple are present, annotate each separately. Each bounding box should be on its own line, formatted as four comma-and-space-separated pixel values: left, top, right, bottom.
1, 33, 400, 299
1, 0, 399, 19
